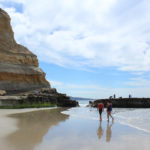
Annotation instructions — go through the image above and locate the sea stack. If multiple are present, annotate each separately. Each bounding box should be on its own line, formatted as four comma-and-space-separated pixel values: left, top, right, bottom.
0, 8, 50, 94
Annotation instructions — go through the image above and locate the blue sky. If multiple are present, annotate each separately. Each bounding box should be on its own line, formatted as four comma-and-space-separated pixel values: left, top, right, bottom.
1, 0, 150, 98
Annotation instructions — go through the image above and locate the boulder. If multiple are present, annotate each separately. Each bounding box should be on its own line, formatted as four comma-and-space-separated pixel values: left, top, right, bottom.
0, 90, 6, 95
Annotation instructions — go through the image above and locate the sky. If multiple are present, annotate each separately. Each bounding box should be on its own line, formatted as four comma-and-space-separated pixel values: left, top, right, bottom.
1, 0, 150, 98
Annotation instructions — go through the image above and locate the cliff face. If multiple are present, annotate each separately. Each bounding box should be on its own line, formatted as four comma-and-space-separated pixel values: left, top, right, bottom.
0, 8, 50, 94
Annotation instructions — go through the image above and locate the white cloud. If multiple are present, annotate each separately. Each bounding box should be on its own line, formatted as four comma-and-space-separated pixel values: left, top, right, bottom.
49, 80, 103, 90
1, 0, 150, 72
125, 77, 150, 87
48, 80, 63, 87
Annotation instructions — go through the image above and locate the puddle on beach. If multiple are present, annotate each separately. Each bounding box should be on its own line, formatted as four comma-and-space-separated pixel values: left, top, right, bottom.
3, 107, 150, 150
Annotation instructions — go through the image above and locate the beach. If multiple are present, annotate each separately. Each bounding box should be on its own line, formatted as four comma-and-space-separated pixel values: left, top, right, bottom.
0, 105, 150, 150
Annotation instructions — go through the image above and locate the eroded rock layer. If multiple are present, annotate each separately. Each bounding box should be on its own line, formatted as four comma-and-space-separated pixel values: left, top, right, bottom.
0, 8, 50, 94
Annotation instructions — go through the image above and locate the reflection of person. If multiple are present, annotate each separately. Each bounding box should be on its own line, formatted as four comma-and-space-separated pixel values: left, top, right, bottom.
97, 121, 104, 139
106, 121, 113, 142
106, 101, 114, 122
97, 103, 104, 121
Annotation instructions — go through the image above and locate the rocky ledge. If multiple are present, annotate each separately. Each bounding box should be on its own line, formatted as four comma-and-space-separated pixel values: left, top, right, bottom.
90, 98, 150, 108
0, 88, 79, 108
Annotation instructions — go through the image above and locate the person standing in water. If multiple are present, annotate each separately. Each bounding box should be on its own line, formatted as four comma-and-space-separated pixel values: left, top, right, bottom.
97, 103, 104, 121
106, 101, 114, 122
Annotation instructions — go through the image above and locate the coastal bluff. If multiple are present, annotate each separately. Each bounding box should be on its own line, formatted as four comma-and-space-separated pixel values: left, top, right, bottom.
0, 8, 78, 107
0, 8, 49, 94
90, 98, 150, 108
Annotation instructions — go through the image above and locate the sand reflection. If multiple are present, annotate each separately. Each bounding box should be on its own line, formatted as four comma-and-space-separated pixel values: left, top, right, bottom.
97, 120, 114, 142
106, 121, 113, 142
97, 121, 104, 139
6, 108, 69, 150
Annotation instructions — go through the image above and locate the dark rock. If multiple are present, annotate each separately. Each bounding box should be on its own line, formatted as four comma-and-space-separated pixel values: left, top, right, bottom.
90, 98, 150, 108
0, 88, 79, 107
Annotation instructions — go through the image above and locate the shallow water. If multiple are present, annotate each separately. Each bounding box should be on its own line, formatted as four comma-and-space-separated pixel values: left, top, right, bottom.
35, 107, 150, 150
77, 100, 150, 133
4, 104, 150, 150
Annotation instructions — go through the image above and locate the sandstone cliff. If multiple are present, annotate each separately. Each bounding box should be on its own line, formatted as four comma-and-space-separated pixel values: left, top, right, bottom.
0, 8, 50, 94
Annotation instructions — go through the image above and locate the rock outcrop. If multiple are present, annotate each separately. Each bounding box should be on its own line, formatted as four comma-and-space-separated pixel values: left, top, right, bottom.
0, 8, 50, 94
90, 98, 150, 108
0, 88, 79, 107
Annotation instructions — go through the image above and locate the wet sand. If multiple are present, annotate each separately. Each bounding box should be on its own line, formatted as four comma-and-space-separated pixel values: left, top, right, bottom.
34, 109, 150, 150
0, 107, 69, 150
0, 107, 150, 150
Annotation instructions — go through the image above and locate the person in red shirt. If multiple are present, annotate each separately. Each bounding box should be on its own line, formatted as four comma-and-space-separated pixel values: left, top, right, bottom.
97, 103, 104, 121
